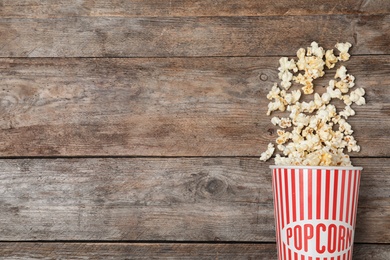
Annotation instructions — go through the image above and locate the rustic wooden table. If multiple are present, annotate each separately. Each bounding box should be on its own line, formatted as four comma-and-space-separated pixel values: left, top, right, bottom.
0, 0, 389, 259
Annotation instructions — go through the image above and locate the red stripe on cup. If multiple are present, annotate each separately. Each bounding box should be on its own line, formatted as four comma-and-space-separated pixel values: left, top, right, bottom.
316, 169, 322, 220
300, 169, 305, 221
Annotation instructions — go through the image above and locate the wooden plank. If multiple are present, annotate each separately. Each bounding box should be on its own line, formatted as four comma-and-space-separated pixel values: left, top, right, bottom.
0, 243, 388, 259
0, 15, 389, 57
0, 56, 389, 157
0, 157, 388, 243
1, 0, 390, 18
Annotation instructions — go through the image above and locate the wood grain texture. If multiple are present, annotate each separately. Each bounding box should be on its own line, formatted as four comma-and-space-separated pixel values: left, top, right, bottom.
0, 15, 389, 57
1, 0, 390, 18
0, 158, 388, 243
0, 243, 389, 260
0, 56, 389, 157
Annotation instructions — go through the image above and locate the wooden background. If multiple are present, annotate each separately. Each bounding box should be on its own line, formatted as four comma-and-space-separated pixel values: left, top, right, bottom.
0, 0, 389, 259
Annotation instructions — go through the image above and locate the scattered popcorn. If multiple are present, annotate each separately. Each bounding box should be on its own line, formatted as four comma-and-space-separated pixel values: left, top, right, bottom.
271, 117, 292, 129
308, 41, 325, 58
260, 143, 275, 161
284, 89, 301, 104
350, 88, 366, 105
327, 80, 343, 99
335, 66, 348, 80
260, 42, 366, 166
267, 83, 281, 100
325, 49, 338, 69
335, 42, 352, 61
278, 57, 297, 90
335, 80, 350, 93
340, 105, 355, 119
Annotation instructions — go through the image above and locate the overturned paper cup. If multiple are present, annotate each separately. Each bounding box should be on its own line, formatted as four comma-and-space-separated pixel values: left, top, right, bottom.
271, 166, 362, 260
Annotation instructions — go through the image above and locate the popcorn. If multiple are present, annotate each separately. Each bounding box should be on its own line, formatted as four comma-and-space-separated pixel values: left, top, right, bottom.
307, 41, 325, 58
260, 42, 365, 166
325, 49, 338, 69
335, 42, 352, 61
340, 105, 355, 119
327, 81, 343, 99
278, 57, 297, 90
267, 97, 286, 115
349, 88, 366, 105
335, 80, 350, 93
335, 66, 348, 80
271, 117, 292, 129
284, 89, 301, 104
276, 130, 291, 145
267, 83, 281, 100
260, 143, 275, 161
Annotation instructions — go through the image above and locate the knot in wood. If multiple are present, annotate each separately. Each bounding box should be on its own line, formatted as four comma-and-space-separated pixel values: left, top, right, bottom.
206, 178, 224, 195
196, 176, 227, 198
260, 73, 268, 81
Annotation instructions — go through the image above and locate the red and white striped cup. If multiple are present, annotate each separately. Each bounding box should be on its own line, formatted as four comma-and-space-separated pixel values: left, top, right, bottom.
271, 166, 362, 260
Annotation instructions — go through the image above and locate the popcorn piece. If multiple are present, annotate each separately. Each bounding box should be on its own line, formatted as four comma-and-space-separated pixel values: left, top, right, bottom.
350, 88, 366, 105
271, 117, 292, 129
340, 105, 355, 119
294, 73, 314, 94
342, 95, 352, 106
284, 90, 301, 104
318, 123, 333, 142
314, 93, 323, 108
335, 80, 350, 93
278, 57, 297, 90
280, 118, 292, 128
267, 83, 281, 100
279, 57, 298, 73
305, 56, 325, 79
345, 74, 355, 88
260, 143, 275, 161
327, 80, 342, 99
271, 116, 281, 126
276, 129, 291, 145
296, 48, 306, 70
335, 65, 348, 80
338, 119, 353, 135
267, 97, 286, 115
344, 135, 360, 152
321, 93, 331, 104
308, 41, 325, 58
335, 42, 352, 61
325, 49, 338, 69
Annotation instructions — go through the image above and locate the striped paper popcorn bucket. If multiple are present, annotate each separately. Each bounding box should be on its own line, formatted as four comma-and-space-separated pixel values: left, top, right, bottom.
270, 166, 362, 260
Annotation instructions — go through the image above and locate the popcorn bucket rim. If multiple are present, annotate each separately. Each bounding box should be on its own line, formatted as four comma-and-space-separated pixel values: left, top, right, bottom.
269, 165, 362, 171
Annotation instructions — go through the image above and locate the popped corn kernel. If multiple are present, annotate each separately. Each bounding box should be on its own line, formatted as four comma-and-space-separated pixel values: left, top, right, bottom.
335, 42, 352, 61
271, 116, 281, 126
308, 41, 325, 58
278, 57, 297, 90
340, 105, 355, 119
325, 49, 338, 69
260, 143, 275, 161
267, 83, 281, 100
335, 80, 350, 93
335, 65, 348, 80
327, 81, 343, 99
350, 88, 366, 105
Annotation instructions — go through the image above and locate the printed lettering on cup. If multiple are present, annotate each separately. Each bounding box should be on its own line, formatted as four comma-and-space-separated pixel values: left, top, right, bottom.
281, 220, 353, 258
